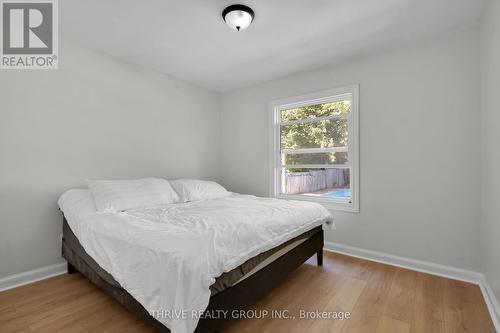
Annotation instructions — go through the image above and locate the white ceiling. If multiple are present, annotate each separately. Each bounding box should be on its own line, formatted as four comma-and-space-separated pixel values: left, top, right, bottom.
61, 0, 486, 92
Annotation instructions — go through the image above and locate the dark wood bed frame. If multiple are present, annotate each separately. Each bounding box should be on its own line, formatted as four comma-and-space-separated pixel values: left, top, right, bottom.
62, 217, 324, 333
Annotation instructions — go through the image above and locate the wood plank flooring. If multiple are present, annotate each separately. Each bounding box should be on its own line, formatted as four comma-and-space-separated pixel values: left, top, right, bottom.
0, 252, 495, 333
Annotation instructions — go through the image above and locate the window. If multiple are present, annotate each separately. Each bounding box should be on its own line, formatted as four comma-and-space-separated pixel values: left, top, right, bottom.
269, 85, 359, 212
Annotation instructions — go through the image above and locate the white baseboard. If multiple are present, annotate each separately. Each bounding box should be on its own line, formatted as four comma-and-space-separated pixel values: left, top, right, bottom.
0, 262, 67, 292
324, 241, 482, 283
324, 241, 500, 332
480, 276, 500, 332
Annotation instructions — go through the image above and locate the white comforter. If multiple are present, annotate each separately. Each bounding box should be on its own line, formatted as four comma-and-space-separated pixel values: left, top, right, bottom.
58, 190, 333, 333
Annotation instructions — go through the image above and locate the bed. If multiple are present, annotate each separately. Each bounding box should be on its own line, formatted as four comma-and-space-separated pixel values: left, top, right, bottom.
59, 188, 332, 333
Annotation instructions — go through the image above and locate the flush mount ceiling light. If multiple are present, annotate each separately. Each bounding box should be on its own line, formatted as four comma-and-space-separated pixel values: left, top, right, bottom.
222, 4, 255, 31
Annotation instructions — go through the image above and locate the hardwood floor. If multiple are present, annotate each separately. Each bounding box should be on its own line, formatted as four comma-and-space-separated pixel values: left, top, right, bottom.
0, 252, 495, 333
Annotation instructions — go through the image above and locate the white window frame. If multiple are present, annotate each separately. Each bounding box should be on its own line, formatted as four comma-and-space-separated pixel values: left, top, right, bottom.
269, 84, 360, 212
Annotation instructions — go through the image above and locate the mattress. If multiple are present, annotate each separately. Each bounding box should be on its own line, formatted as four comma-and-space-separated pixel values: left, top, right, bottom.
210, 225, 319, 294
58, 189, 333, 333
63, 218, 321, 296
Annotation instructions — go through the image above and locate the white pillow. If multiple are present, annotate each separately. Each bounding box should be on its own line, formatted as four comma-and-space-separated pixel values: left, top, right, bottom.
87, 178, 180, 212
170, 179, 229, 202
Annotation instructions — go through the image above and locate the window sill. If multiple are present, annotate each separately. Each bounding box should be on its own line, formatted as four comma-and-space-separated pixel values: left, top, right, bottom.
275, 194, 359, 213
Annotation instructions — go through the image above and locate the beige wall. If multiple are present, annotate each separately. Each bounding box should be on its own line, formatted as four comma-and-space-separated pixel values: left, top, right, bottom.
0, 41, 221, 278
220, 28, 482, 271
481, 0, 500, 300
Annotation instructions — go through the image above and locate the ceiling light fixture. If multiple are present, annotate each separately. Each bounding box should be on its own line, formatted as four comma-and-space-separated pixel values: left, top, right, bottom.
222, 4, 255, 31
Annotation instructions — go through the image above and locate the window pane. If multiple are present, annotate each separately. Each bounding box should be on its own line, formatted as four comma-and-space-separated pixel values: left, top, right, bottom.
280, 119, 348, 149
280, 100, 350, 122
281, 168, 351, 201
282, 152, 348, 165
